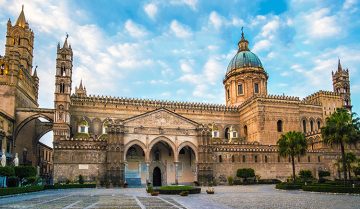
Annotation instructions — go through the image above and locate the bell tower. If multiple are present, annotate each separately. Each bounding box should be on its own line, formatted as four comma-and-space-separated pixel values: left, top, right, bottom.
0, 5, 38, 118
53, 35, 73, 141
332, 59, 351, 111
5, 5, 34, 73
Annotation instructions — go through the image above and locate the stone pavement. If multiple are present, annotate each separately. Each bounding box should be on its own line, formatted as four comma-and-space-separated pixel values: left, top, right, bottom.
0, 185, 360, 209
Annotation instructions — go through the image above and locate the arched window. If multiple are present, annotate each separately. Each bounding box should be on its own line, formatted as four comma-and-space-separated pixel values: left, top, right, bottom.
155, 149, 160, 161
310, 120, 314, 132
254, 83, 259, 94
102, 121, 109, 134
303, 120, 306, 133
224, 128, 229, 140
237, 83, 243, 95
317, 121, 321, 130
254, 155, 258, 163
60, 83, 65, 93
78, 119, 89, 133
277, 120, 283, 132
242, 155, 246, 162
244, 125, 248, 137
219, 155, 222, 163
265, 155, 268, 163
0, 64, 5, 75
277, 155, 280, 162
308, 156, 311, 162
227, 89, 230, 99
231, 155, 235, 163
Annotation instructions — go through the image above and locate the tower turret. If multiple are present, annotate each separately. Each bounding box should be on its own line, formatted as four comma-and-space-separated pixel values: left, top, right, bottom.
332, 59, 351, 111
53, 34, 73, 142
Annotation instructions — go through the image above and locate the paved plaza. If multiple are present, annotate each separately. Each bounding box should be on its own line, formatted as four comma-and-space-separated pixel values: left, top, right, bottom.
0, 185, 359, 209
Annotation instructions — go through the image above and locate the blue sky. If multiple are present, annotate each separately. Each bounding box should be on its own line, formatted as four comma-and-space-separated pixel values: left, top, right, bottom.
0, 0, 359, 146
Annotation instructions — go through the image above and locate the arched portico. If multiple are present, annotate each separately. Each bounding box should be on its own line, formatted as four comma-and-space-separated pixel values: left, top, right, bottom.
177, 142, 198, 184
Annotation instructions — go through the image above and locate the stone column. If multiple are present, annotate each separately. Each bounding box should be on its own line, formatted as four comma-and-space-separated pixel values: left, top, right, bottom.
194, 162, 198, 182
146, 162, 150, 183
174, 161, 179, 185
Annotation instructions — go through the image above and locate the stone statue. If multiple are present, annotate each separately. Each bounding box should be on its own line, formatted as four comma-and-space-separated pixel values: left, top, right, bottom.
1, 149, 6, 167
13, 153, 19, 166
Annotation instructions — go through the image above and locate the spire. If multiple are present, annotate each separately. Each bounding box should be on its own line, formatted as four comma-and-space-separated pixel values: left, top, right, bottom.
238, 27, 249, 51
79, 79, 83, 89
338, 58, 342, 72
33, 66, 38, 77
63, 33, 69, 48
15, 5, 27, 28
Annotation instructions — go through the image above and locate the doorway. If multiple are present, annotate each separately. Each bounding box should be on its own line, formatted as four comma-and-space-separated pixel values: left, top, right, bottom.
153, 167, 162, 186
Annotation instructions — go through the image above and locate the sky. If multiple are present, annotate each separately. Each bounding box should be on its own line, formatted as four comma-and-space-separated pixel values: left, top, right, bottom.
0, 0, 359, 147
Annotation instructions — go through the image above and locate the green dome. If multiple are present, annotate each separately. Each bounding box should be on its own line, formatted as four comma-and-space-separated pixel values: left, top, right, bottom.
227, 50, 263, 74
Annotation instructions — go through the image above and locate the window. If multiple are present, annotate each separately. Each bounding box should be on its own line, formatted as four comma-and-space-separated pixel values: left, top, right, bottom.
308, 156, 311, 162
310, 120, 314, 132
0, 64, 4, 75
155, 149, 160, 161
277, 120, 283, 132
227, 89, 230, 99
298, 156, 300, 162
102, 121, 109, 134
303, 120, 306, 133
244, 125, 248, 137
60, 83, 65, 93
265, 155, 268, 163
254, 83, 259, 94
254, 155, 258, 163
242, 155, 246, 162
238, 83, 243, 95
318, 156, 321, 162
232, 131, 237, 138
277, 156, 280, 162
219, 155, 222, 163
224, 128, 229, 140
80, 126, 85, 133
231, 155, 235, 163
78, 120, 89, 133
317, 121, 321, 130
212, 131, 219, 138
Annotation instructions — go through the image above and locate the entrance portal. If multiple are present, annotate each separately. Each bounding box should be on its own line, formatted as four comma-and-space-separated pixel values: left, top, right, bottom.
153, 167, 162, 186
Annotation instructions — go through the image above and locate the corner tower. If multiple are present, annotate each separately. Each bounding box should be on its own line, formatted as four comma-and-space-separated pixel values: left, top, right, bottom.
224, 29, 268, 106
53, 35, 73, 141
332, 59, 352, 111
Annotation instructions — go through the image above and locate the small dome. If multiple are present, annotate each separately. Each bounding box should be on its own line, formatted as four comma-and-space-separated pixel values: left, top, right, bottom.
227, 51, 263, 74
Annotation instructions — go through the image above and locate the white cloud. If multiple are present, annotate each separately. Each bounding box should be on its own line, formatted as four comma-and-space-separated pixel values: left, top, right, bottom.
260, 18, 280, 38
124, 20, 147, 38
170, 0, 198, 10
144, 3, 158, 20
304, 8, 340, 38
343, 0, 358, 10
170, 20, 192, 38
203, 58, 222, 85
209, 11, 223, 29
252, 39, 271, 53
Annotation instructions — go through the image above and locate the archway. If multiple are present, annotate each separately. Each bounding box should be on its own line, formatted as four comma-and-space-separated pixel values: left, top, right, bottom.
149, 138, 175, 186
125, 144, 145, 187
177, 145, 197, 184
153, 167, 162, 186
14, 115, 53, 167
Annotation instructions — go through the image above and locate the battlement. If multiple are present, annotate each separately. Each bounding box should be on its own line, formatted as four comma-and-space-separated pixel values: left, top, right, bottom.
71, 94, 240, 112
303, 90, 340, 104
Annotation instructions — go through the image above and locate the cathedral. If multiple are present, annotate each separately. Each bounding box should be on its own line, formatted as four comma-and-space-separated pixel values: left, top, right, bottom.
0, 7, 358, 186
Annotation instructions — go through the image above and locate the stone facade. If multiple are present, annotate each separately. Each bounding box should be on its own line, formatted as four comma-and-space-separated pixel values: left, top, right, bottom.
0, 7, 359, 186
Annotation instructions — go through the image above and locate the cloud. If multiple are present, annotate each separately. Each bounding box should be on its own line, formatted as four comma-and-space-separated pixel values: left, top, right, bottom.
343, 0, 358, 10
124, 20, 147, 38
304, 8, 340, 38
252, 39, 271, 53
170, 20, 192, 38
170, 0, 198, 10
144, 3, 158, 20
209, 11, 223, 29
